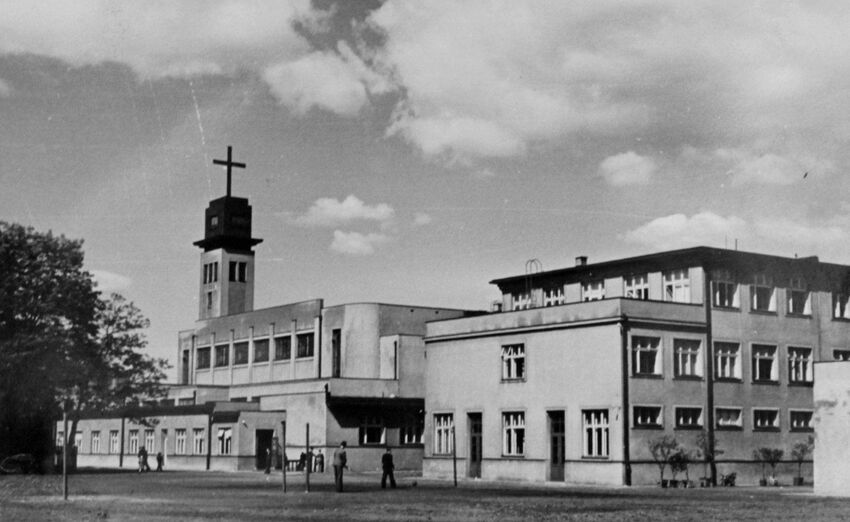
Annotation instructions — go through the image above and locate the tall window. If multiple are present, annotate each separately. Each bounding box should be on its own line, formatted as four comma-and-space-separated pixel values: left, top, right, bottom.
229, 261, 247, 282
206, 291, 214, 310
753, 409, 779, 430
253, 339, 269, 363
501, 344, 526, 381
512, 291, 531, 311
214, 344, 229, 367
624, 274, 649, 300
582, 281, 605, 301
175, 429, 187, 455
196, 347, 211, 369
90, 431, 101, 453
786, 278, 811, 315
632, 336, 662, 376
359, 416, 385, 445
714, 342, 741, 380
664, 269, 690, 303
675, 407, 703, 429
233, 341, 249, 365
218, 427, 232, 454
751, 274, 776, 312
582, 409, 609, 458
434, 414, 453, 455
752, 344, 778, 382
296, 332, 314, 358
633, 406, 662, 428
788, 347, 813, 384
274, 336, 291, 360
145, 429, 155, 452
203, 261, 218, 284
502, 412, 525, 456
543, 286, 564, 307
790, 410, 814, 431
833, 292, 850, 319
128, 430, 139, 454
193, 428, 205, 454
715, 407, 742, 429
400, 417, 424, 445
712, 270, 739, 308
674, 339, 702, 378
109, 430, 119, 454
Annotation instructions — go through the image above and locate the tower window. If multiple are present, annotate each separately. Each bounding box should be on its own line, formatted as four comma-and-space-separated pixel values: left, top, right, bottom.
229, 261, 247, 282
203, 262, 218, 284
206, 291, 214, 310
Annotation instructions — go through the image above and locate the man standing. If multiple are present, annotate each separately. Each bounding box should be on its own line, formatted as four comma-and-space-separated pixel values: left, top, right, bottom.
381, 447, 397, 489
332, 441, 347, 492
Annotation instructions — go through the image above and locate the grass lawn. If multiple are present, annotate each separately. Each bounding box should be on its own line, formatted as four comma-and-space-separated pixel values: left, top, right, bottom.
2, 469, 849, 521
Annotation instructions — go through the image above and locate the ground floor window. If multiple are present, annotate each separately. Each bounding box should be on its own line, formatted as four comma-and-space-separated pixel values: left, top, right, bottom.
502, 412, 525, 456
175, 429, 187, 455
400, 417, 424, 445
434, 414, 453, 455
145, 429, 155, 452
790, 410, 813, 431
193, 428, 205, 454
90, 431, 101, 453
109, 430, 119, 454
633, 406, 662, 428
359, 416, 385, 445
218, 427, 232, 454
582, 409, 609, 458
128, 430, 139, 454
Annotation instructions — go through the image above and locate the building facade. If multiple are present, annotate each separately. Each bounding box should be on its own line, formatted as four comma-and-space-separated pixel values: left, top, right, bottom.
423, 248, 849, 485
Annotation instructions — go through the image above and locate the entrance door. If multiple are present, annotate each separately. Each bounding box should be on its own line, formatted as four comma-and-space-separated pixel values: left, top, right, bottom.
468, 413, 482, 478
548, 410, 565, 481
256, 430, 274, 470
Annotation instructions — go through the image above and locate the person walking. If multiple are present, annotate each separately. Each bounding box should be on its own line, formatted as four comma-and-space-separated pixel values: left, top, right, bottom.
381, 447, 397, 489
314, 449, 324, 473
138, 446, 150, 473
156, 452, 164, 472
332, 441, 347, 492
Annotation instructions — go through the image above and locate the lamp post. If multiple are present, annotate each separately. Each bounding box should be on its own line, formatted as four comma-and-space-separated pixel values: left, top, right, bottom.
281, 420, 287, 494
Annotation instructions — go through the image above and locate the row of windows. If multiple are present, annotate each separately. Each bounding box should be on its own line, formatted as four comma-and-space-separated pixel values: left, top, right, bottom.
202, 261, 248, 285
433, 410, 611, 459
633, 406, 813, 432
59, 428, 208, 456
196, 333, 315, 369
357, 417, 424, 446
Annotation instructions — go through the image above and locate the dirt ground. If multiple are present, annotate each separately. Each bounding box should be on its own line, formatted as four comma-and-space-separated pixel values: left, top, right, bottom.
2, 469, 850, 521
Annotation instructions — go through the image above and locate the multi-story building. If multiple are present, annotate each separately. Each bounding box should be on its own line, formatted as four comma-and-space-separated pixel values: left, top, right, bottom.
423, 247, 849, 485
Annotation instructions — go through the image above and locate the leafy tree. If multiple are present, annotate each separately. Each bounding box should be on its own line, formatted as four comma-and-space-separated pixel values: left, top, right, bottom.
648, 435, 680, 486
695, 429, 723, 485
669, 449, 692, 484
791, 436, 814, 480
754, 447, 784, 483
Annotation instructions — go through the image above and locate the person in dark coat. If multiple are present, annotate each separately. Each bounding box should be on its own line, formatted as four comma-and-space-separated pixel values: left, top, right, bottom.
332, 441, 347, 492
381, 447, 397, 489
138, 446, 150, 473
156, 452, 164, 471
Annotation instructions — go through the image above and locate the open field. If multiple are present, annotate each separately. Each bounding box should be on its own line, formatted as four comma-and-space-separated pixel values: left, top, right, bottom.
2, 470, 850, 521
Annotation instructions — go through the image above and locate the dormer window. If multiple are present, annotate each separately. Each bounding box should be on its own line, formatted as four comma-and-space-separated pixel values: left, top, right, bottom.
582, 281, 605, 301
786, 277, 811, 315
751, 274, 776, 312
711, 269, 739, 308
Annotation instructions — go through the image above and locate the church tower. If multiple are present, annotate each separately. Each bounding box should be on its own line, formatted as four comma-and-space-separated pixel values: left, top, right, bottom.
193, 146, 262, 320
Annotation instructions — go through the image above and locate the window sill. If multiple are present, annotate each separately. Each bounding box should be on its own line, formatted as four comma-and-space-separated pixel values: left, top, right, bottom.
712, 305, 740, 311
501, 378, 527, 384
213, 365, 229, 369
196, 368, 211, 372
831, 317, 850, 322
632, 425, 663, 430
753, 427, 780, 433
295, 355, 315, 360
790, 427, 814, 433
786, 313, 812, 319
749, 310, 778, 316
500, 455, 526, 459
715, 426, 743, 431
252, 360, 270, 365
752, 380, 779, 386
632, 373, 663, 379
788, 381, 814, 388
715, 377, 743, 383
580, 456, 610, 461
674, 425, 703, 431
673, 375, 704, 382
232, 362, 249, 367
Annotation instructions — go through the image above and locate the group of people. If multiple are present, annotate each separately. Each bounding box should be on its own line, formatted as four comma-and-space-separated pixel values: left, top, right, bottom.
331, 441, 396, 492
137, 446, 164, 473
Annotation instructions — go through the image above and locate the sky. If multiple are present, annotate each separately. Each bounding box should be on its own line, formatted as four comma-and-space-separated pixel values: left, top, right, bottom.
3, 1, 850, 380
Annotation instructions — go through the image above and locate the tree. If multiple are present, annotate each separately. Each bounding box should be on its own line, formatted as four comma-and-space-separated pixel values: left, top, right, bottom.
791, 436, 814, 482
669, 449, 692, 485
695, 429, 723, 485
754, 447, 784, 485
648, 435, 680, 486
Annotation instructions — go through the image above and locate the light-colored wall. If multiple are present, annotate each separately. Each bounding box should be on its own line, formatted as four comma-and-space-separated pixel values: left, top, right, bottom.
814, 362, 850, 496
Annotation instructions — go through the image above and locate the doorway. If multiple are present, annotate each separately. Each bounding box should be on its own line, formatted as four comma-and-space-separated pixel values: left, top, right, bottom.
468, 413, 482, 478
255, 429, 274, 470
548, 410, 565, 481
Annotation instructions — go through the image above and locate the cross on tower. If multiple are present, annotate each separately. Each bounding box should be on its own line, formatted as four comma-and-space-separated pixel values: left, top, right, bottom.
213, 145, 246, 197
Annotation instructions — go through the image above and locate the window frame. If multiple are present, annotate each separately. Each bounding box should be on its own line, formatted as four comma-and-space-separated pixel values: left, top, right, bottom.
109, 430, 120, 454
711, 270, 739, 309
674, 406, 703, 430
789, 410, 814, 432
753, 408, 780, 431
296, 332, 315, 358
501, 343, 526, 381
632, 405, 663, 429
624, 274, 649, 300
196, 346, 211, 369
233, 341, 249, 366
751, 343, 778, 383
786, 277, 811, 316
501, 411, 526, 457
833, 292, 850, 320
192, 428, 206, 455
433, 413, 454, 455
714, 341, 742, 381
543, 286, 564, 307
274, 336, 291, 361
175, 429, 187, 455
217, 427, 232, 455
144, 429, 155, 453
90, 431, 101, 454
128, 429, 139, 454
663, 269, 691, 303
359, 416, 386, 446
253, 338, 270, 363
833, 349, 850, 361
714, 407, 743, 430
631, 336, 662, 377
750, 274, 777, 313
787, 346, 813, 385
582, 280, 605, 302
581, 409, 610, 458
400, 417, 424, 446
673, 338, 703, 379
512, 291, 531, 311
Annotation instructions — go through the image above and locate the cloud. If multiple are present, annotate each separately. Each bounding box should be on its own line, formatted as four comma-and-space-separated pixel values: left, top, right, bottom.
413, 212, 433, 226
91, 269, 132, 292
0, 78, 10, 97
294, 195, 394, 227
330, 230, 389, 255
624, 212, 749, 251
598, 151, 657, 186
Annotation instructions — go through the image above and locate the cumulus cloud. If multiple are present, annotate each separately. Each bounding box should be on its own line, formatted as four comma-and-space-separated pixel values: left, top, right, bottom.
330, 230, 389, 255
413, 212, 433, 226
624, 212, 749, 251
91, 269, 132, 292
598, 151, 657, 186
294, 195, 394, 227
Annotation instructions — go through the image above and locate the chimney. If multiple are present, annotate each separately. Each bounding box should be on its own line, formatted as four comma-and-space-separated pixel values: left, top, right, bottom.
575, 256, 588, 267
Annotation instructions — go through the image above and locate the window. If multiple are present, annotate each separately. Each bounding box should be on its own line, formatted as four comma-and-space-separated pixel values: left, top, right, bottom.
296, 333, 314, 358
128, 430, 139, 454
400, 417, 424, 445
753, 409, 779, 430
196, 347, 211, 369
624, 274, 649, 300
834, 349, 850, 361
582, 409, 609, 458
633, 406, 662, 428
715, 407, 742, 429
75, 432, 82, 449
714, 342, 741, 380
233, 341, 249, 365
206, 291, 213, 310
788, 347, 813, 384
833, 292, 850, 319
675, 407, 703, 429
253, 339, 269, 363
632, 336, 661, 376
712, 270, 739, 308
145, 429, 155, 452
543, 286, 564, 307
501, 344, 526, 380
664, 269, 690, 303
274, 336, 291, 360
512, 291, 531, 311
109, 430, 119, 454
674, 339, 702, 378
359, 416, 385, 445
228, 261, 247, 282
434, 414, 453, 455
582, 280, 605, 301
193, 428, 205, 454
752, 344, 778, 382
175, 429, 187, 455
790, 410, 814, 431
214, 344, 229, 367
786, 278, 811, 315
218, 427, 232, 454
203, 262, 218, 284
502, 412, 525, 456
751, 274, 776, 312
91, 431, 101, 453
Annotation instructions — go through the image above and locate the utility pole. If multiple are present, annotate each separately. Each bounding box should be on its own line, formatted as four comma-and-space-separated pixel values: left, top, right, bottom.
62, 407, 68, 500
305, 423, 310, 493
451, 426, 457, 487
281, 420, 287, 494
